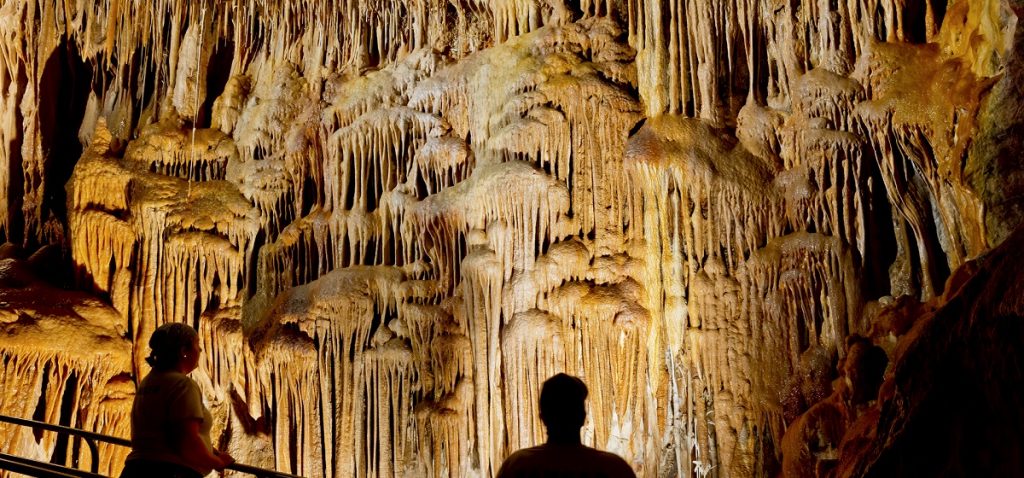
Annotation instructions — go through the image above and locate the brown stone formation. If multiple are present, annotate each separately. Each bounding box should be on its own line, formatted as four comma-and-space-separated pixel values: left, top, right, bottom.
0, 0, 1021, 477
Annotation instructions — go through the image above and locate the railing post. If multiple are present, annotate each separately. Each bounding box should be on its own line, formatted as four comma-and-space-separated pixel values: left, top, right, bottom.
83, 438, 100, 474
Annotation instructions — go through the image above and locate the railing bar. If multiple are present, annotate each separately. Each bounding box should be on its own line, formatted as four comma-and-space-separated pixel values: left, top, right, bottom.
84, 437, 100, 474
0, 415, 130, 447
0, 452, 107, 478
228, 462, 306, 478
0, 458, 78, 478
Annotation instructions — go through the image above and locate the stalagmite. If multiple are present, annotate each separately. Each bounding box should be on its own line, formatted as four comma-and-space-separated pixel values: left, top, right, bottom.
0, 0, 1022, 477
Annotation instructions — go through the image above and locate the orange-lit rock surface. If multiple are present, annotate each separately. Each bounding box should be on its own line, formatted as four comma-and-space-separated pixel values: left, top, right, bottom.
0, 0, 1021, 477
0, 249, 133, 474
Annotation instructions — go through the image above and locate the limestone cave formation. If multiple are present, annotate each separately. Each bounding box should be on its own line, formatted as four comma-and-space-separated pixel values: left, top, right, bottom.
1, 0, 1023, 476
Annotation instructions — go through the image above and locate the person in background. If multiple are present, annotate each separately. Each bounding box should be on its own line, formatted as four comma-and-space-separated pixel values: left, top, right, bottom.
497, 373, 637, 478
121, 323, 234, 478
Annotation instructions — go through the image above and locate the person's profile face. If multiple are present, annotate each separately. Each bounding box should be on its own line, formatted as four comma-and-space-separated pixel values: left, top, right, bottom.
182, 337, 202, 373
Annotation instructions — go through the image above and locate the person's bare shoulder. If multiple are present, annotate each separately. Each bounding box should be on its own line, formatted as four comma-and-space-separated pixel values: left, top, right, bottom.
594, 450, 636, 478
495, 446, 544, 478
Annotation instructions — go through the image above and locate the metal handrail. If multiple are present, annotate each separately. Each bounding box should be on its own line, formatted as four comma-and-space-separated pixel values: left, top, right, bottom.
0, 452, 106, 478
0, 414, 303, 478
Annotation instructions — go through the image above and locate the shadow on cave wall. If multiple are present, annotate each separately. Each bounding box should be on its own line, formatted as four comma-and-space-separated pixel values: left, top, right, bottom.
2, 61, 29, 245
37, 37, 92, 248
200, 38, 234, 129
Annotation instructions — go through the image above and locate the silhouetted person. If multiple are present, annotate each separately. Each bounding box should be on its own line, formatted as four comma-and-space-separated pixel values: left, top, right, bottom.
121, 323, 234, 478
497, 373, 636, 478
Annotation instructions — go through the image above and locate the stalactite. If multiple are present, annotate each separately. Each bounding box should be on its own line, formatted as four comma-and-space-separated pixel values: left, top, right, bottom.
125, 125, 237, 182
0, 12, 25, 243
414, 380, 475, 477
68, 210, 135, 314
457, 243, 506, 475
625, 115, 785, 287
325, 107, 443, 213
361, 330, 417, 478
501, 309, 567, 450
853, 41, 992, 296
409, 161, 573, 289
248, 265, 421, 477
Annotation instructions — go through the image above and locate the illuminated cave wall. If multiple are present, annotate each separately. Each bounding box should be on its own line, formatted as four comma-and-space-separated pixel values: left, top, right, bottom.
1, 0, 1022, 477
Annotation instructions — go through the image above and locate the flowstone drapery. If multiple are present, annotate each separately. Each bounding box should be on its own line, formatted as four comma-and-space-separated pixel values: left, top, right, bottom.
1, 0, 1022, 477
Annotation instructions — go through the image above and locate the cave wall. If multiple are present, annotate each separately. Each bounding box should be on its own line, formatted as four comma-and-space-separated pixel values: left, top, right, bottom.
0, 0, 1021, 477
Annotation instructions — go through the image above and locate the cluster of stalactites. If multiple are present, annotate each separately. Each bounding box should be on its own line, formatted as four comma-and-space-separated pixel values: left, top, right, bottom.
625, 116, 785, 284
409, 162, 573, 292
776, 68, 875, 265
246, 30, 663, 468
69, 210, 135, 314
66, 129, 136, 313
256, 208, 394, 299
454, 242, 656, 474
621, 102, 880, 473
324, 107, 443, 213
627, 0, 947, 121
853, 41, 992, 297
0, 338, 132, 477
8, 1, 1014, 478
240, 265, 443, 478
443, 208, 653, 472
533, 282, 653, 458
123, 126, 237, 182
409, 18, 644, 259
63, 120, 260, 383
250, 52, 454, 299
2, 0, 600, 247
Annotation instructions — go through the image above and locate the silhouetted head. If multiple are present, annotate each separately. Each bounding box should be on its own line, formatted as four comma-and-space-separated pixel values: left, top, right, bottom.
539, 373, 588, 441
146, 323, 201, 373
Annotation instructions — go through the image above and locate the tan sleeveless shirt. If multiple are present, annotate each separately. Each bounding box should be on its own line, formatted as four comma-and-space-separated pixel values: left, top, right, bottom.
127, 370, 214, 476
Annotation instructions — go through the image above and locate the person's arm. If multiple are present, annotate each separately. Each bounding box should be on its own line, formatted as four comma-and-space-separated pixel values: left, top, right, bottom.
173, 419, 233, 472
213, 448, 235, 467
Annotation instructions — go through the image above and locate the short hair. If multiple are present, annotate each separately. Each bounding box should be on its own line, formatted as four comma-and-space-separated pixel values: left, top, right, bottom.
539, 373, 588, 430
145, 323, 198, 371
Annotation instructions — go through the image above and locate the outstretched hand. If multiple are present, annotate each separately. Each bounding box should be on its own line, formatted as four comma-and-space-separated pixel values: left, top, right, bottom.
214, 449, 236, 470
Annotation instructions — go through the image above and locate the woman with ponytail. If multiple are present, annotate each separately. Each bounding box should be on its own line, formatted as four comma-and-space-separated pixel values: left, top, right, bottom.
120, 323, 234, 478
